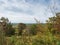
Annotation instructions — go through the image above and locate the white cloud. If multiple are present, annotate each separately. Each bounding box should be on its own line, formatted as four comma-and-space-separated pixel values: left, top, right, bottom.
0, 0, 60, 23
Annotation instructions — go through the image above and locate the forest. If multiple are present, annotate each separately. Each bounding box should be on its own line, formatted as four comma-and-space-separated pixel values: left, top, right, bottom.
0, 12, 60, 45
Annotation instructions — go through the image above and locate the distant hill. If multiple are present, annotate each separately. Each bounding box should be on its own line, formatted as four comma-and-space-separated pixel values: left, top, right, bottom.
12, 23, 46, 27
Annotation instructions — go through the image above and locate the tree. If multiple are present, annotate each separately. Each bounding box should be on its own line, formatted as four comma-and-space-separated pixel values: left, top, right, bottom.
46, 13, 60, 34
0, 17, 15, 36
18, 23, 26, 35
5, 23, 15, 36
0, 17, 7, 45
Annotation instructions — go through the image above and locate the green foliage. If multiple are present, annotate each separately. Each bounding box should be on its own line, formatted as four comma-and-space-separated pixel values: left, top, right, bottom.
29, 24, 37, 35
46, 13, 60, 35
5, 23, 15, 37
0, 17, 15, 37
0, 12, 60, 45
18, 23, 26, 35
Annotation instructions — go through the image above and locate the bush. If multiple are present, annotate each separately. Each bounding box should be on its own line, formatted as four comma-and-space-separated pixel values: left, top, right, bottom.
29, 24, 37, 35
18, 23, 26, 35
5, 23, 15, 37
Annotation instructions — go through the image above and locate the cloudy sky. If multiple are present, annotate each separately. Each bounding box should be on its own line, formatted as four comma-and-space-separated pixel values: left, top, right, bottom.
0, 0, 60, 23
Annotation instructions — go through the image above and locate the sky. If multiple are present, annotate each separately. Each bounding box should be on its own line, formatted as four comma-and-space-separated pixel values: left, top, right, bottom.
0, 0, 60, 23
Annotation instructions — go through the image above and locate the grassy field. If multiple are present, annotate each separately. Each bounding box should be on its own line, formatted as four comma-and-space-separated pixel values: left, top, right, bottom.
6, 23, 60, 45
5, 34, 60, 45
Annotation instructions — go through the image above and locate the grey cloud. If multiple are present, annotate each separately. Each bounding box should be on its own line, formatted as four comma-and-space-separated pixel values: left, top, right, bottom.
5, 6, 34, 15
0, 1, 5, 5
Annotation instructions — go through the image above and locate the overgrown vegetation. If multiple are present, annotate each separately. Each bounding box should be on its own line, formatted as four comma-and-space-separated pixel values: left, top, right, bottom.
0, 13, 60, 45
